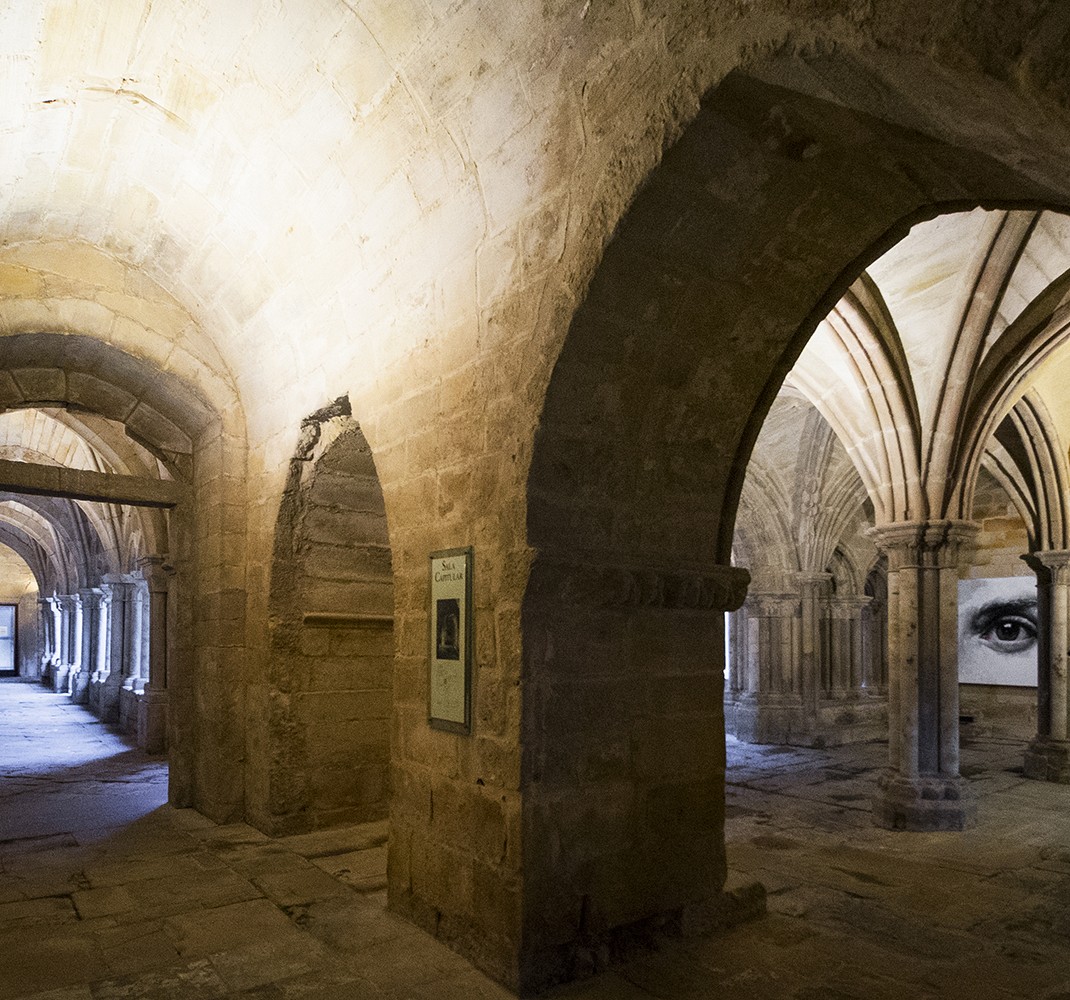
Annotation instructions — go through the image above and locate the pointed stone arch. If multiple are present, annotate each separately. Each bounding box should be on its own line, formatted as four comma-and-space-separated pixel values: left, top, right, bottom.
517, 53, 1070, 990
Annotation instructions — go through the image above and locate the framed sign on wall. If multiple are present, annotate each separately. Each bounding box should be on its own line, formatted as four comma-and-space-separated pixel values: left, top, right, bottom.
429, 547, 473, 733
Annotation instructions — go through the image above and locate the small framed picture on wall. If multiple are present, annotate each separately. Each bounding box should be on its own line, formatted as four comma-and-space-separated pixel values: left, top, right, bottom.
429, 547, 473, 733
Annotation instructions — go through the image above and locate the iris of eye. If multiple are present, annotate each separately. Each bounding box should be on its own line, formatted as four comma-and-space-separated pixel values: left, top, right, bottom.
979, 616, 1036, 652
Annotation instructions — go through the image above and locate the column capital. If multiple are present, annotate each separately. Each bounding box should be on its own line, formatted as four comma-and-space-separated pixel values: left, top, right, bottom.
868, 519, 980, 569
829, 594, 872, 617
1023, 549, 1070, 584
793, 571, 834, 587
744, 592, 799, 617
78, 587, 104, 608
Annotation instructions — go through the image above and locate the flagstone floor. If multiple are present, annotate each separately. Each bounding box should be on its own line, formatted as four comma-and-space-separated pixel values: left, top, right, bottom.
1, 677, 1068, 999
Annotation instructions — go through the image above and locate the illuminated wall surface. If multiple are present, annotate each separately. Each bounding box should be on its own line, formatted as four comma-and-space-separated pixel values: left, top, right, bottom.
958, 578, 1038, 687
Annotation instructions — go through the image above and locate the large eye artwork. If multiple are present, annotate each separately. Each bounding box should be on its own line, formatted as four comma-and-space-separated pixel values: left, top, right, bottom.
958, 578, 1038, 687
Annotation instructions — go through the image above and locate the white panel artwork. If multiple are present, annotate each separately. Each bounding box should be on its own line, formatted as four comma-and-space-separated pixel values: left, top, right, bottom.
957, 577, 1038, 687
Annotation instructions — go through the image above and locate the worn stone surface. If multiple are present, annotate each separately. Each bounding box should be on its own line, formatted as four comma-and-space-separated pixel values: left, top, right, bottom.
5, 680, 1070, 1000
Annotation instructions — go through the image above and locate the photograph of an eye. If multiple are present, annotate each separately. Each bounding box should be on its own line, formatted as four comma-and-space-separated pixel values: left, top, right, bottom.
958, 577, 1038, 687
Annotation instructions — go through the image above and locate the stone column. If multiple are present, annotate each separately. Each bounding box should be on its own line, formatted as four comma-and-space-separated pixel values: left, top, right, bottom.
733, 592, 807, 743
1023, 550, 1070, 783
54, 593, 81, 694
51, 597, 67, 691
119, 583, 146, 736
38, 598, 55, 684
724, 605, 747, 737
99, 579, 134, 724
869, 520, 979, 830
87, 589, 112, 715
829, 595, 872, 695
138, 557, 173, 754
71, 588, 102, 704
796, 572, 833, 712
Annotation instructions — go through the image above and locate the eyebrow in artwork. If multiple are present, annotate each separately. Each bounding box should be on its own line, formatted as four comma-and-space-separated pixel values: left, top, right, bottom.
968, 598, 1038, 633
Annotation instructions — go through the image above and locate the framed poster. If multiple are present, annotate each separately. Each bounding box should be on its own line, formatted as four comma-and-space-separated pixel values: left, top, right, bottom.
429, 547, 473, 733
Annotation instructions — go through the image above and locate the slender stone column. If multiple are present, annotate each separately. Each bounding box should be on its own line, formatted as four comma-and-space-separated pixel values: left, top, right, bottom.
119, 583, 146, 736
54, 594, 82, 694
71, 589, 101, 704
869, 520, 979, 830
796, 572, 833, 710
52, 597, 68, 692
99, 579, 134, 724
1023, 550, 1070, 783
38, 598, 55, 683
126, 584, 146, 688
139, 583, 150, 683
87, 589, 112, 715
138, 557, 173, 754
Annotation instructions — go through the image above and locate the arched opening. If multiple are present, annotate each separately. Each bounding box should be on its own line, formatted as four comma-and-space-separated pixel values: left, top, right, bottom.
517, 55, 1070, 992
261, 400, 393, 835
0, 330, 247, 826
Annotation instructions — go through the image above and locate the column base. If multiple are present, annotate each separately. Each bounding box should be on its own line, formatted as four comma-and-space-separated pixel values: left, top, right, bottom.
732, 696, 813, 746
52, 665, 70, 693
1024, 737, 1070, 783
872, 771, 976, 831
69, 668, 90, 704
119, 684, 141, 736
87, 677, 104, 714
97, 678, 122, 725
137, 687, 168, 754
731, 695, 887, 748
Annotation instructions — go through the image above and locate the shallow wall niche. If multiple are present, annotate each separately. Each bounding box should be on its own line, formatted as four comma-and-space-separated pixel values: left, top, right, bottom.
262, 403, 393, 834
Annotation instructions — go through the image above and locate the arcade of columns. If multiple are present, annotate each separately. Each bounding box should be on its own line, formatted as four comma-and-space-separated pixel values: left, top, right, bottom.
728, 208, 1070, 830
37, 557, 172, 752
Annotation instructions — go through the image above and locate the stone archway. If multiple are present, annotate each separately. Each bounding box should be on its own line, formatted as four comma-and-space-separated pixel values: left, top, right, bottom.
515, 58, 1070, 994
0, 331, 247, 820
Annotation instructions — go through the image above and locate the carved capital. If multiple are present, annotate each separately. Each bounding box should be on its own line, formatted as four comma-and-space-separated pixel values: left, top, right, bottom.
1024, 549, 1070, 586
57, 593, 81, 612
744, 592, 799, 618
868, 519, 980, 570
78, 587, 104, 610
829, 595, 872, 618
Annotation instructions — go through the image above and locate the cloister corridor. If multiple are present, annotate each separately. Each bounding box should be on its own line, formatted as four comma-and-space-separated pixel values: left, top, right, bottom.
0, 676, 1067, 999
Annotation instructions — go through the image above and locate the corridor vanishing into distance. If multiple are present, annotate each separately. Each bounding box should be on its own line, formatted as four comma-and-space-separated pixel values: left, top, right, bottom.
1, 677, 1068, 1000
